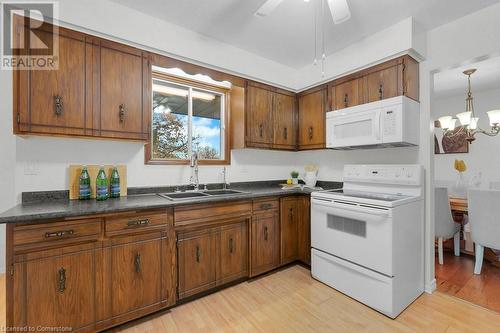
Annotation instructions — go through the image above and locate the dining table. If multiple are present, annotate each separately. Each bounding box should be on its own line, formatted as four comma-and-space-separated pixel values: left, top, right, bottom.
449, 196, 500, 267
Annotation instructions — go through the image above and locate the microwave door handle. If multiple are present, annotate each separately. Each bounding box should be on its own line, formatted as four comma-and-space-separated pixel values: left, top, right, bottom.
375, 110, 382, 141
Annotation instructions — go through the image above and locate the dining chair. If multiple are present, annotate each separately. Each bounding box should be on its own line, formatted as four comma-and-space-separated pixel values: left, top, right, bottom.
435, 187, 461, 265
468, 189, 500, 274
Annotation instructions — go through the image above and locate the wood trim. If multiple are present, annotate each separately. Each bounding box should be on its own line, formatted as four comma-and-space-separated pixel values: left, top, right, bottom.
145, 72, 231, 165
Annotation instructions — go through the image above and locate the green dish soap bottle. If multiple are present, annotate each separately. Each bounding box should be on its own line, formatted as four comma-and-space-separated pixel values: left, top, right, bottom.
110, 167, 120, 198
78, 166, 91, 200
96, 166, 109, 201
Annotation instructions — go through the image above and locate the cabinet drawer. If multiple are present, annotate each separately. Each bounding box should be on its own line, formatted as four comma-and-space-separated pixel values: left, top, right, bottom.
175, 201, 252, 228
105, 210, 171, 237
13, 218, 102, 249
252, 198, 279, 212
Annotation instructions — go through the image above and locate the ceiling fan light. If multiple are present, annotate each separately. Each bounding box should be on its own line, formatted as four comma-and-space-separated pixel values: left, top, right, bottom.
456, 111, 472, 126
328, 0, 351, 24
487, 109, 500, 126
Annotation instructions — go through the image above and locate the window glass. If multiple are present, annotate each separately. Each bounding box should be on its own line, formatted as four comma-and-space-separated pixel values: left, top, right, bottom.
192, 88, 223, 160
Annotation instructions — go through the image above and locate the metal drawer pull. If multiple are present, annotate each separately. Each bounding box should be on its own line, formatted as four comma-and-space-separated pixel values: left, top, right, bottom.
308, 127, 313, 140
45, 229, 74, 238
259, 124, 263, 138
264, 226, 268, 241
134, 253, 141, 273
284, 127, 288, 140
289, 208, 294, 222
229, 238, 234, 254
344, 93, 349, 108
119, 104, 126, 122
58, 267, 66, 293
378, 84, 384, 100
196, 245, 201, 263
54, 95, 63, 116
127, 219, 150, 227
260, 203, 273, 210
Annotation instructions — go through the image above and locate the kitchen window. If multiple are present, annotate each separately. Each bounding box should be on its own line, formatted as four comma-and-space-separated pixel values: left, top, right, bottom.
146, 70, 230, 165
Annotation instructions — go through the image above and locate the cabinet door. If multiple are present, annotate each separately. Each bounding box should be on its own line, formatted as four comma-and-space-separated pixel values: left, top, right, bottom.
297, 196, 311, 265
332, 78, 362, 110
366, 65, 399, 102
217, 221, 248, 284
250, 212, 279, 277
22, 31, 87, 135
12, 250, 96, 331
100, 45, 144, 139
298, 89, 326, 149
280, 197, 299, 265
246, 85, 273, 147
178, 229, 217, 299
273, 93, 296, 149
110, 237, 164, 316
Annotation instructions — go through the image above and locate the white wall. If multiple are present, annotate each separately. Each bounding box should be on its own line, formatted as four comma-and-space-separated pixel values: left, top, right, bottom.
433, 87, 500, 186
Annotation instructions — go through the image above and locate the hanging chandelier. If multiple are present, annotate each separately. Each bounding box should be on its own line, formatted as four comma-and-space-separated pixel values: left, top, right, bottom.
438, 69, 500, 143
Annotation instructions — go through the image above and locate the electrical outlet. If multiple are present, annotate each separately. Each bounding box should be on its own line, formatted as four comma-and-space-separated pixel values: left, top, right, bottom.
24, 161, 39, 175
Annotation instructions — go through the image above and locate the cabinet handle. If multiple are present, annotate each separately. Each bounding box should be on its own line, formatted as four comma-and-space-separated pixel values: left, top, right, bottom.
54, 95, 63, 116
259, 124, 263, 138
260, 203, 273, 210
308, 127, 313, 140
196, 245, 200, 263
58, 267, 66, 293
379, 84, 384, 100
127, 219, 150, 227
284, 127, 288, 140
264, 226, 268, 241
119, 104, 126, 123
289, 208, 294, 223
134, 253, 141, 273
344, 93, 349, 108
229, 238, 234, 254
45, 229, 74, 238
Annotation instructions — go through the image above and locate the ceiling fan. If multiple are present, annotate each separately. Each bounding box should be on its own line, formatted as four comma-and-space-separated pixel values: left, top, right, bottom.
255, 0, 351, 24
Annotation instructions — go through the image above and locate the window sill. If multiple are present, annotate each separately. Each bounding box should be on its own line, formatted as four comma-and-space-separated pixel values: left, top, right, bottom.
145, 159, 230, 166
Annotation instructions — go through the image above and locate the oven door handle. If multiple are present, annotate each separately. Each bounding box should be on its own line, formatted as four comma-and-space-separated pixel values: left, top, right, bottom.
312, 199, 390, 221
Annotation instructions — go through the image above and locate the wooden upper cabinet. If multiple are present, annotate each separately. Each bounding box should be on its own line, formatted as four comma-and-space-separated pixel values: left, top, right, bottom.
273, 93, 297, 149
331, 78, 362, 110
366, 65, 399, 103
98, 43, 147, 140
15, 27, 90, 136
298, 88, 326, 150
246, 84, 274, 147
12, 248, 96, 331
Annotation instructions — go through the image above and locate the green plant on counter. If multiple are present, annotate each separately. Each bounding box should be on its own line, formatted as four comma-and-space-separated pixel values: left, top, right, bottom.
291, 171, 299, 179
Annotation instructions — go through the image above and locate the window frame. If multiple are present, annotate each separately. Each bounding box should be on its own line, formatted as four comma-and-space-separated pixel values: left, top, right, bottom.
145, 71, 231, 165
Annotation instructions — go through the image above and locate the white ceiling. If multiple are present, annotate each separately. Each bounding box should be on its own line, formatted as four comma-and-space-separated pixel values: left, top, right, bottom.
110, 0, 500, 69
433, 56, 500, 98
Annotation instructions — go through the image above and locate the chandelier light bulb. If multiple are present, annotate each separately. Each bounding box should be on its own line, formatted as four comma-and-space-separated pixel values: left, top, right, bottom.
456, 111, 472, 126
487, 109, 500, 126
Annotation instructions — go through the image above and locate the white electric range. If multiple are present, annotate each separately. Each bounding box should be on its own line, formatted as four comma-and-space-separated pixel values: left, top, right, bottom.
311, 164, 424, 318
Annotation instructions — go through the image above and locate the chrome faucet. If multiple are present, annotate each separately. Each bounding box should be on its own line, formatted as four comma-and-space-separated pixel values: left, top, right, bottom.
222, 167, 229, 190
189, 151, 199, 191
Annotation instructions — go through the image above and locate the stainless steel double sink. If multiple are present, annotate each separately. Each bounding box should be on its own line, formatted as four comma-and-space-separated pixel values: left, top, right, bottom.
157, 189, 247, 201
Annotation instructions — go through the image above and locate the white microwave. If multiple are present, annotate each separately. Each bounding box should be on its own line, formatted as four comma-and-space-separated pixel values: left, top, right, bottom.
326, 96, 420, 149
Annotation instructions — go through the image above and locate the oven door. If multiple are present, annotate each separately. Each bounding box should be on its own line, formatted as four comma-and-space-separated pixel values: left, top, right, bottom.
326, 108, 382, 148
311, 197, 393, 276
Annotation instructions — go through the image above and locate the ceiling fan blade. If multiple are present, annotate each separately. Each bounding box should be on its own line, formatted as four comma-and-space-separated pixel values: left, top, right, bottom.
327, 0, 351, 24
255, 0, 284, 17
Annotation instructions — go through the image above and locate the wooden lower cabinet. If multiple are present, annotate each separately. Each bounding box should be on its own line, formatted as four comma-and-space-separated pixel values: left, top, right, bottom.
297, 196, 311, 265
217, 222, 248, 284
280, 197, 299, 264
11, 245, 97, 332
250, 211, 280, 277
177, 228, 217, 299
177, 218, 249, 300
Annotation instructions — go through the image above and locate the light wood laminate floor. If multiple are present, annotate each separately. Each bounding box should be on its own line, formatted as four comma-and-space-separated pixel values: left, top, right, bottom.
2, 266, 500, 332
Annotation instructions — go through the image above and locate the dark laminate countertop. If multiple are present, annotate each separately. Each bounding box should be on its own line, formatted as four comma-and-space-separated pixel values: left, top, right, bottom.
0, 181, 341, 224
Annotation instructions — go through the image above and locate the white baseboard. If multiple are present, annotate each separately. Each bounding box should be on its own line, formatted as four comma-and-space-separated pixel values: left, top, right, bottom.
425, 279, 436, 294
